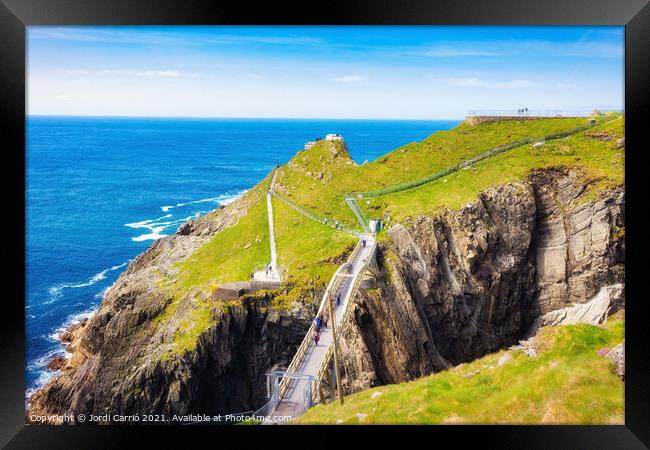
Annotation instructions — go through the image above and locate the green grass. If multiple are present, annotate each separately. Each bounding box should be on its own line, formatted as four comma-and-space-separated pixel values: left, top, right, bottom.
176, 187, 270, 290
363, 116, 624, 223
276, 117, 596, 228
153, 184, 271, 357
153, 115, 624, 357
297, 313, 625, 425
273, 197, 357, 287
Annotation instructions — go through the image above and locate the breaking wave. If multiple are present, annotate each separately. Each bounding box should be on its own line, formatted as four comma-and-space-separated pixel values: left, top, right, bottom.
46, 261, 129, 304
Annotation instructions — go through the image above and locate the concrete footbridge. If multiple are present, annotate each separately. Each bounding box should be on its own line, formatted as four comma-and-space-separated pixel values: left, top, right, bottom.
251, 166, 379, 422
256, 232, 378, 422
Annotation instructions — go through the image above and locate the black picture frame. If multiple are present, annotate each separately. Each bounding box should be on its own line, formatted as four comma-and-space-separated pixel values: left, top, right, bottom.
1, 0, 648, 447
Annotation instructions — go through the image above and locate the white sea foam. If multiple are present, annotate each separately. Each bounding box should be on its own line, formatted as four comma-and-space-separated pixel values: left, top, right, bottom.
94, 286, 110, 300
47, 307, 98, 343
158, 190, 246, 212
26, 345, 76, 399
46, 261, 129, 304
131, 191, 246, 241
132, 230, 167, 242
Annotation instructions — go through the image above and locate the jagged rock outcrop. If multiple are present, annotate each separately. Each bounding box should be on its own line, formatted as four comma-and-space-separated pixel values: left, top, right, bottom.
607, 342, 625, 381
525, 283, 624, 337
338, 168, 624, 394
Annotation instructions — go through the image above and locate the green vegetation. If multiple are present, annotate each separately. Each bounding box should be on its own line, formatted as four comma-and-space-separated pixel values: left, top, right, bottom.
155, 114, 625, 358
276, 117, 599, 227
297, 313, 625, 424
274, 197, 357, 286
176, 188, 270, 289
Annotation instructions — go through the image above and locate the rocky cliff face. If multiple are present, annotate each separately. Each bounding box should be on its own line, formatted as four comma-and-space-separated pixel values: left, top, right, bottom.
337, 168, 624, 393
29, 167, 624, 419
28, 193, 316, 421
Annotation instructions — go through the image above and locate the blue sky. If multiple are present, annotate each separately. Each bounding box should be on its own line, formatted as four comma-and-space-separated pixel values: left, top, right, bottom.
27, 26, 624, 119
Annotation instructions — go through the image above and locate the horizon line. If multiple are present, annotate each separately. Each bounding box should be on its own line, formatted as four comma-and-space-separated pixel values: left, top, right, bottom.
26, 113, 465, 121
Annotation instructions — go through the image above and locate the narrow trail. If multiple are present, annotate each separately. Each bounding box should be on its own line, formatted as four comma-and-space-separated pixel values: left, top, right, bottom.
252, 169, 281, 282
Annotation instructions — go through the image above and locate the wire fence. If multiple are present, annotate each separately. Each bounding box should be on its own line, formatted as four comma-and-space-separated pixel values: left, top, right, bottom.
349, 114, 617, 199
271, 190, 361, 237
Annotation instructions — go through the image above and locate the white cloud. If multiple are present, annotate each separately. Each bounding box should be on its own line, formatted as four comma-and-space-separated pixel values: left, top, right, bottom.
555, 82, 578, 89
57, 94, 71, 102
55, 69, 198, 78
421, 47, 504, 57
333, 75, 367, 83
419, 39, 622, 59
30, 28, 324, 47
247, 73, 264, 79
434, 78, 539, 89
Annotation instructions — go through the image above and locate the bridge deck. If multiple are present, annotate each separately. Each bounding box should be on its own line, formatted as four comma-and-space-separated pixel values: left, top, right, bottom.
271, 233, 375, 420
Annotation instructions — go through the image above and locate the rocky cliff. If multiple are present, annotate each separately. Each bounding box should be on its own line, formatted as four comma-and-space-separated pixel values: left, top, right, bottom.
337, 167, 624, 394
28, 192, 317, 421
28, 167, 624, 420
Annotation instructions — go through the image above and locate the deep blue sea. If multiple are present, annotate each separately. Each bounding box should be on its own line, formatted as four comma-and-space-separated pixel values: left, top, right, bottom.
25, 116, 459, 396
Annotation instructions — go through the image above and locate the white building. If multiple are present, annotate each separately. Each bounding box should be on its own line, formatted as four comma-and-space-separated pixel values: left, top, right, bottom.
304, 141, 316, 150
369, 219, 383, 232
325, 133, 344, 142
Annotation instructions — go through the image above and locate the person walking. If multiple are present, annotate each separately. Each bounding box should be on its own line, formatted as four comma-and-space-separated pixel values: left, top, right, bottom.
362, 238, 366, 248
315, 315, 322, 332
313, 331, 320, 346
336, 293, 341, 306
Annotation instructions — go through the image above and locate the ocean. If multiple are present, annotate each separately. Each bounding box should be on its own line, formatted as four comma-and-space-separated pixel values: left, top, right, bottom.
25, 116, 460, 396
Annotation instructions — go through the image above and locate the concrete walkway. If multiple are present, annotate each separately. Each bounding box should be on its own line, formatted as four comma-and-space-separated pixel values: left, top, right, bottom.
271, 233, 375, 419
253, 169, 280, 282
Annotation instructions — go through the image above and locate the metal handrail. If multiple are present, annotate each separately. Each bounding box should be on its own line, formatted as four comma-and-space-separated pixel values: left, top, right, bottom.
278, 257, 355, 397
276, 234, 368, 403
272, 190, 361, 237
312, 240, 378, 403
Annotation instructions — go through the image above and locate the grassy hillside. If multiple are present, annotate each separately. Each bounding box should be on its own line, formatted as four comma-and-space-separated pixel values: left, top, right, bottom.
273, 197, 357, 286
297, 313, 625, 425
155, 114, 624, 356
362, 116, 624, 224
171, 114, 623, 296
275, 116, 599, 228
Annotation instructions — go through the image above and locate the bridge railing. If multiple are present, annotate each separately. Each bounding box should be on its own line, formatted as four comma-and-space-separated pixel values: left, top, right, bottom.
276, 234, 368, 404
345, 196, 370, 232
278, 258, 354, 398
312, 239, 378, 404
